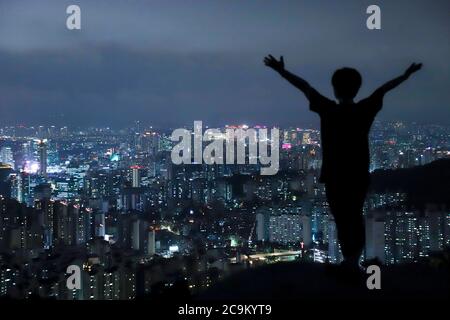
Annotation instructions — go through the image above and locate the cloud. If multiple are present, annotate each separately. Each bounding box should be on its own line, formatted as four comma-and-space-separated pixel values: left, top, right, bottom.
0, 0, 449, 126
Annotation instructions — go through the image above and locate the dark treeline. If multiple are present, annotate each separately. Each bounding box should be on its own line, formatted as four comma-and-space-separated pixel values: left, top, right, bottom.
370, 159, 450, 208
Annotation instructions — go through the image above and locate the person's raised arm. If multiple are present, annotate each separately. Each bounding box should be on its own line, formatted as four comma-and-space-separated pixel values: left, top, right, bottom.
264, 55, 321, 101
371, 63, 422, 98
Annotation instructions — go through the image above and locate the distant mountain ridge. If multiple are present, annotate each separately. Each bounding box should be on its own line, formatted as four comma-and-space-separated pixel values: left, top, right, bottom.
370, 158, 450, 208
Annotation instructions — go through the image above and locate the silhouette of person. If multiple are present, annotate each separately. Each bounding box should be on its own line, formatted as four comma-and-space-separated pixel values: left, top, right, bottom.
264, 55, 422, 271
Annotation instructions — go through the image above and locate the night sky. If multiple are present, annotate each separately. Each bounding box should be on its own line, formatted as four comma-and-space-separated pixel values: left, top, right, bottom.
0, 0, 449, 127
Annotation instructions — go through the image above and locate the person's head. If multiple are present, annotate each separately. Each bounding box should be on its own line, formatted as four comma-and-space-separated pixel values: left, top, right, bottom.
331, 67, 362, 102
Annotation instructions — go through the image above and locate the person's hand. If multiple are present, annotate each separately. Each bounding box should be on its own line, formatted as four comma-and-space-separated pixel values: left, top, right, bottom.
264, 55, 285, 73
404, 63, 422, 77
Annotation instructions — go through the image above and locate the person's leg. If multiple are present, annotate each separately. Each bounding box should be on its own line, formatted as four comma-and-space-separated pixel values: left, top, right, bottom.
325, 180, 369, 266
325, 183, 348, 258
341, 180, 369, 265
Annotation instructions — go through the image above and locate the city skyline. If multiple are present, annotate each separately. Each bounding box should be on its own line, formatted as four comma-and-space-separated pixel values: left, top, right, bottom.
0, 118, 449, 300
